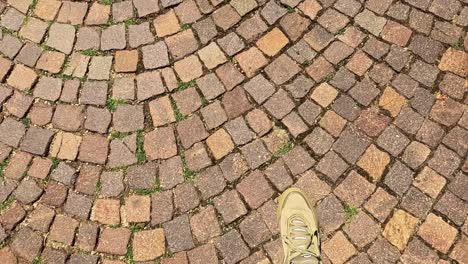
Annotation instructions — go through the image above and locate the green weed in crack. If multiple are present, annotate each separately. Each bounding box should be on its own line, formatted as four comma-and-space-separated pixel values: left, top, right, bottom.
0, 196, 15, 212
180, 23, 190, 31
344, 203, 358, 223
124, 18, 140, 28
201, 96, 209, 107
170, 97, 186, 121
27, 0, 39, 16
136, 131, 147, 164
175, 80, 197, 92
324, 73, 334, 82
81, 48, 102, 56
273, 141, 293, 158
0, 161, 7, 178
125, 244, 135, 264
129, 223, 145, 233
100, 0, 113, 5
134, 177, 161, 196
95, 180, 102, 197
32, 257, 43, 264
106, 98, 127, 112
20, 117, 30, 126
335, 28, 346, 35
451, 37, 464, 50
302, 60, 312, 67
25, 89, 33, 96
180, 151, 197, 180
50, 157, 60, 170
55, 73, 73, 80
103, 19, 118, 28
41, 44, 57, 52
110, 130, 128, 139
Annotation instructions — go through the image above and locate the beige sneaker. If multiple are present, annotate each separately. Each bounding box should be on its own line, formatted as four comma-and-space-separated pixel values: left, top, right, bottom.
278, 188, 321, 264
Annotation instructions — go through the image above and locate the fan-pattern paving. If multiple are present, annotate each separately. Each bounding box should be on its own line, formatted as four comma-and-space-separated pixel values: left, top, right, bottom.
0, 0, 467, 263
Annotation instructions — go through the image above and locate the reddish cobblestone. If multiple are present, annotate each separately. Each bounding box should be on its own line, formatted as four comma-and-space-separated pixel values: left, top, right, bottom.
190, 205, 221, 243
163, 215, 195, 253
215, 230, 250, 264
214, 190, 247, 224
97, 227, 131, 255
0, 1, 465, 261
48, 214, 78, 245
150, 191, 173, 226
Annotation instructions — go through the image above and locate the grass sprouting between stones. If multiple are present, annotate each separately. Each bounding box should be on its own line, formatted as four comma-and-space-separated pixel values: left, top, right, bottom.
56, 73, 73, 80
170, 97, 186, 122
106, 98, 127, 112
124, 18, 140, 28
81, 48, 102, 56
183, 167, 197, 180
324, 73, 334, 82
451, 37, 464, 50
129, 223, 145, 233
335, 28, 346, 35
0, 196, 15, 212
302, 60, 312, 67
95, 181, 102, 197
20, 117, 30, 126
40, 43, 57, 52
344, 203, 358, 223
28, 0, 39, 14
110, 130, 128, 139
165, 250, 175, 258
175, 80, 197, 92
50, 157, 60, 171
136, 131, 147, 164
101, 0, 113, 5
62, 56, 71, 69
32, 257, 43, 264
104, 19, 118, 28
201, 96, 209, 107
273, 142, 293, 158
0, 161, 7, 177
40, 174, 50, 186
0, 26, 14, 37
180, 23, 190, 31
125, 244, 135, 264
180, 151, 197, 180
135, 178, 161, 196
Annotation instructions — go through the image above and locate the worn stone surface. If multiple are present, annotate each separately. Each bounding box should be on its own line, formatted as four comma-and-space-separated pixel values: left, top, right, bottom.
357, 144, 390, 181
322, 231, 357, 264
97, 227, 131, 255
133, 229, 165, 261
383, 210, 419, 250
0, 1, 465, 261
418, 213, 458, 253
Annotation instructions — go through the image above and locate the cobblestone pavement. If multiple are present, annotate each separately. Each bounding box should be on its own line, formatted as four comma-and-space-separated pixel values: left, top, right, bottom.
0, 0, 467, 263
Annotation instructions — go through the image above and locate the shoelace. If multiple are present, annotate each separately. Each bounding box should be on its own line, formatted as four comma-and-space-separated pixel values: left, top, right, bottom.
283, 215, 320, 260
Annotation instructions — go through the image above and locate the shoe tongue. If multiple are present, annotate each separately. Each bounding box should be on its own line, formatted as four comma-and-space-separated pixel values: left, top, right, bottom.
290, 255, 319, 264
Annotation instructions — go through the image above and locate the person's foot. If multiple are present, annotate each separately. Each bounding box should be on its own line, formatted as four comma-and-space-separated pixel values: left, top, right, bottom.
278, 188, 321, 264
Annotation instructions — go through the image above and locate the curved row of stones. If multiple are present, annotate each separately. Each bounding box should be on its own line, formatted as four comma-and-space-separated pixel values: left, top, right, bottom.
0, 0, 467, 263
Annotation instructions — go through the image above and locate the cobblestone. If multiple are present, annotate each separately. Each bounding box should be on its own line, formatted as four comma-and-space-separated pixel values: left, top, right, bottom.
0, 1, 465, 262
